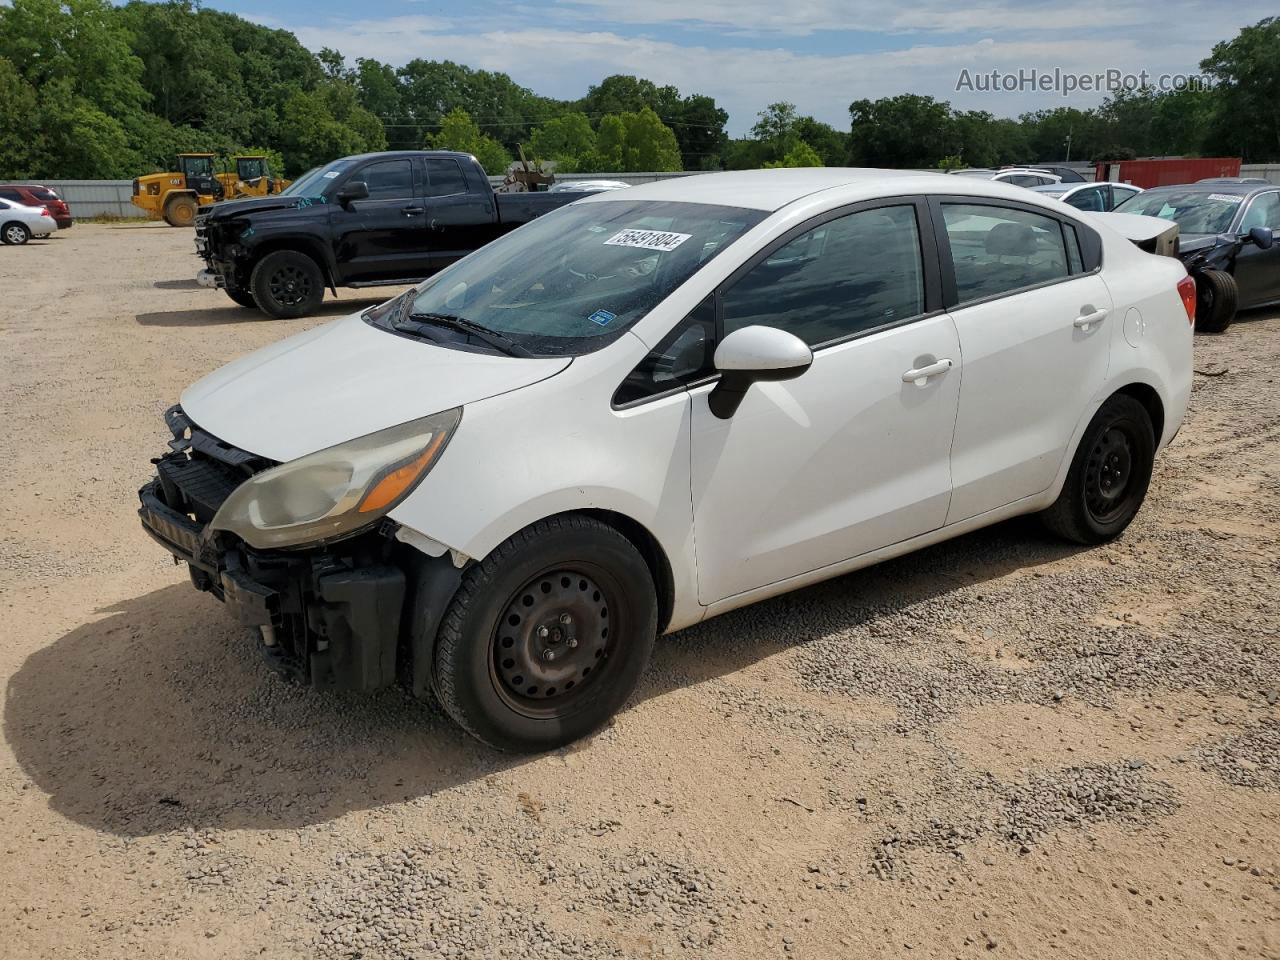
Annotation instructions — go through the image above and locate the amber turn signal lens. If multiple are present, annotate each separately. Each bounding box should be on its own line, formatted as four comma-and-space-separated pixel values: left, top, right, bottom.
357, 432, 447, 513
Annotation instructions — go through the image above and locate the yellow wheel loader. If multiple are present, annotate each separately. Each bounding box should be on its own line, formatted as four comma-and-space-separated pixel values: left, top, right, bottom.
131, 154, 291, 227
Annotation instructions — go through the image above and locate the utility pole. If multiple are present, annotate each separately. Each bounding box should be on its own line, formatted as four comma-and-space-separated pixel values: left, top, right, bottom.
1064, 131, 1073, 162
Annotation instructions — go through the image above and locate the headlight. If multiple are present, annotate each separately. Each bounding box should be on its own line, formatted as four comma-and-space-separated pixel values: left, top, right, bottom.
209, 408, 461, 549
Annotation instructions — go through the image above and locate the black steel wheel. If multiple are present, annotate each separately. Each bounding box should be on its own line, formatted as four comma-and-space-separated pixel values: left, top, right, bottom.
1040, 393, 1155, 544
249, 250, 324, 319
434, 515, 657, 752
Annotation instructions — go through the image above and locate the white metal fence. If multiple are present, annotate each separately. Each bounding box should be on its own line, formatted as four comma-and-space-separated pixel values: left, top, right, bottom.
32, 163, 1280, 219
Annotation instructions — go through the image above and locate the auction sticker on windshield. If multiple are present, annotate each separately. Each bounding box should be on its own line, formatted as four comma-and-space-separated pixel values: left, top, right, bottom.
605, 229, 692, 252
1207, 194, 1244, 203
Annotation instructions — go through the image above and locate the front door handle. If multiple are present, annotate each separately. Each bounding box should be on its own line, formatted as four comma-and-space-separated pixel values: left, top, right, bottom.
401, 205, 424, 216
1074, 307, 1109, 330
902, 358, 953, 386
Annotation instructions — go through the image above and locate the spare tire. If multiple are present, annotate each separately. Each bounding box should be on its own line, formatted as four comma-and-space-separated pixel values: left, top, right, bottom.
1195, 269, 1237, 333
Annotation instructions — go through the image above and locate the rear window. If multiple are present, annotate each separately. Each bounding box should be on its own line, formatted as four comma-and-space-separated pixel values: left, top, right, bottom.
31, 189, 58, 202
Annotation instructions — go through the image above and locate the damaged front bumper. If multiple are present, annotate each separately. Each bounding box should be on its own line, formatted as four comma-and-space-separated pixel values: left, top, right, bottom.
137, 409, 409, 691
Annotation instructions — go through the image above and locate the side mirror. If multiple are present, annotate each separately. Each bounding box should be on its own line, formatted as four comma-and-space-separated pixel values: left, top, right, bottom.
336, 181, 369, 205
708, 325, 813, 419
1246, 226, 1274, 250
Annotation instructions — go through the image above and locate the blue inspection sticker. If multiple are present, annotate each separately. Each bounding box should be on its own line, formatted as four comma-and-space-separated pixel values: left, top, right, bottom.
588, 309, 617, 326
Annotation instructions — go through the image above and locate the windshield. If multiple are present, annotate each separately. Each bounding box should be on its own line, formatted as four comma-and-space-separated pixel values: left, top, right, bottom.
280, 160, 353, 198
384, 199, 766, 356
1113, 189, 1242, 235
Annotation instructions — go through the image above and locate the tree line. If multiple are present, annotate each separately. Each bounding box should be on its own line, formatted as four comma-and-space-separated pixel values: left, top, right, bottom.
0, 0, 1275, 183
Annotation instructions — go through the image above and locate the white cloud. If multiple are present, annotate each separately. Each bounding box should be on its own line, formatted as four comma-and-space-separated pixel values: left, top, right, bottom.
285, 4, 1272, 134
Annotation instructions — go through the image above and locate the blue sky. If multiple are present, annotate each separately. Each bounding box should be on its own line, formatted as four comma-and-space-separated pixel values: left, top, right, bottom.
228, 0, 1275, 135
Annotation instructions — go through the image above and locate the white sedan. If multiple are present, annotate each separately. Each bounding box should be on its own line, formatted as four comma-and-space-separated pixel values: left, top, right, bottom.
140, 169, 1194, 751
0, 197, 56, 244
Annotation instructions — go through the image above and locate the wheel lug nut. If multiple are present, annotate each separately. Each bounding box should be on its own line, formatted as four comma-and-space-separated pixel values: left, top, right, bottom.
542, 649, 556, 662
536, 626, 550, 639
567, 637, 578, 648
559, 613, 572, 625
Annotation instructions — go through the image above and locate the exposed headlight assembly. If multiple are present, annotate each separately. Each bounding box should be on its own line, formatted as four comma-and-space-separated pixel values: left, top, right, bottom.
210, 408, 461, 549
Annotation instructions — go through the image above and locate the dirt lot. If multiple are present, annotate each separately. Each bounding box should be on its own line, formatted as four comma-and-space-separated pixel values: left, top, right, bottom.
1, 223, 1277, 960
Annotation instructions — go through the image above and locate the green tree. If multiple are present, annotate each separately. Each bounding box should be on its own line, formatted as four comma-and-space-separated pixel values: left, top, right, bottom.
763, 141, 824, 168
528, 112, 596, 166
848, 94, 956, 168
794, 117, 848, 167
279, 80, 385, 174
580, 76, 725, 169
426, 108, 511, 175
1201, 16, 1280, 161
619, 107, 682, 171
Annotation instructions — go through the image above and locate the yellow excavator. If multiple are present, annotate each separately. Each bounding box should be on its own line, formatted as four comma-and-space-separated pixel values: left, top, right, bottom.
131, 154, 291, 227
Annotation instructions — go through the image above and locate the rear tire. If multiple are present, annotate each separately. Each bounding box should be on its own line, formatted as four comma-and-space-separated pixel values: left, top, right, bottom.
434, 516, 658, 752
1040, 394, 1155, 545
249, 250, 325, 319
223, 284, 257, 308
2, 221, 31, 245
163, 195, 199, 228
1195, 269, 1237, 333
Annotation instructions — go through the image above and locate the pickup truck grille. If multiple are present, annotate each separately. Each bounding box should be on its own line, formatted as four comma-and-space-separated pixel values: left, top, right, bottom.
194, 216, 211, 257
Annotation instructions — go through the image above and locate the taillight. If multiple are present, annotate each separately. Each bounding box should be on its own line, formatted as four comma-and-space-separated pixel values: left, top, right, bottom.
40, 206, 53, 218
1177, 275, 1196, 326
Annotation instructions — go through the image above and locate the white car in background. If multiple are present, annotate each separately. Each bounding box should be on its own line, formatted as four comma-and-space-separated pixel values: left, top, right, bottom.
547, 179, 632, 193
1030, 180, 1143, 212
139, 169, 1194, 751
0, 197, 55, 245
949, 168, 1065, 187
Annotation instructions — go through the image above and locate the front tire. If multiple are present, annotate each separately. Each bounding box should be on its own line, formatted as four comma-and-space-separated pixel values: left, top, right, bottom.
163, 195, 198, 228
1040, 394, 1155, 544
2, 221, 31, 245
1195, 269, 1237, 333
434, 516, 658, 752
249, 250, 325, 319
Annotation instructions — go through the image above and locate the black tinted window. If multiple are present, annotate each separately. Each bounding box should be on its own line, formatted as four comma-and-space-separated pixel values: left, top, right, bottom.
721, 205, 925, 347
361, 160, 414, 200
613, 297, 715, 406
0, 189, 21, 202
942, 204, 1069, 303
426, 159, 467, 197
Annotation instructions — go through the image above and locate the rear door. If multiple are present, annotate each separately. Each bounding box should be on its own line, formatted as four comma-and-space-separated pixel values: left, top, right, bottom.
1235, 190, 1280, 309
330, 157, 430, 283
935, 198, 1113, 523
423, 157, 498, 271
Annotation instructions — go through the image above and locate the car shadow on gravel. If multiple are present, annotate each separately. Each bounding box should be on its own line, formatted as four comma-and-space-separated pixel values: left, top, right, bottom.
135, 298, 391, 327
5, 519, 1083, 839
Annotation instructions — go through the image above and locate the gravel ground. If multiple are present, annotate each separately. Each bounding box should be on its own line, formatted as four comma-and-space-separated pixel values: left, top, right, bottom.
1, 224, 1278, 959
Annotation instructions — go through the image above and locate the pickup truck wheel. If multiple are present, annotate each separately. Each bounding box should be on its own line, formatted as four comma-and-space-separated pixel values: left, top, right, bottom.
1039, 394, 1154, 545
249, 250, 324, 319
1195, 269, 1237, 333
2, 221, 31, 245
163, 195, 198, 228
223, 285, 257, 308
434, 516, 657, 752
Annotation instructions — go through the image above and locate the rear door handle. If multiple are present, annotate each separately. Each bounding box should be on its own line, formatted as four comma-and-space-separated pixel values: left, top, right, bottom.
401, 205, 424, 216
902, 359, 953, 386
1074, 307, 1109, 330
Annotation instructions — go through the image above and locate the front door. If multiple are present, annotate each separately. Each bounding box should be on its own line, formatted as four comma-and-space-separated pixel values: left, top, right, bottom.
688, 201, 961, 605
937, 201, 1114, 523
1235, 190, 1280, 310
331, 157, 430, 283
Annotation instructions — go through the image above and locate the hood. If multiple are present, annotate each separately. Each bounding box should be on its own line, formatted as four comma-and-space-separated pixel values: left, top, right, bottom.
1175, 233, 1219, 253
180, 313, 570, 461
203, 194, 324, 220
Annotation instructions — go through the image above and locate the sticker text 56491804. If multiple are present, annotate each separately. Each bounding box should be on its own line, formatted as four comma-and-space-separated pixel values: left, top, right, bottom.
604, 229, 692, 253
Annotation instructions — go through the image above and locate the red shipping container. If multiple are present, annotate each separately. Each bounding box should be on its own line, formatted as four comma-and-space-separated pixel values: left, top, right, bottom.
1095, 157, 1241, 189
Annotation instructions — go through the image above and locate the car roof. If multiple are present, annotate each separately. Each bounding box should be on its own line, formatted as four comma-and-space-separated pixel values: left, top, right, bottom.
1138, 182, 1275, 197
577, 167, 1091, 213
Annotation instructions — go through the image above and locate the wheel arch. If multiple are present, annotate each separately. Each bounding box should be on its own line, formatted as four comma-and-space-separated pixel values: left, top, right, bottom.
1113, 381, 1165, 446
244, 237, 337, 293
402, 506, 677, 701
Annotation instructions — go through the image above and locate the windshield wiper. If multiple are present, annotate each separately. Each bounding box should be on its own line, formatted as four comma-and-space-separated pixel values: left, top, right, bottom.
394, 311, 532, 358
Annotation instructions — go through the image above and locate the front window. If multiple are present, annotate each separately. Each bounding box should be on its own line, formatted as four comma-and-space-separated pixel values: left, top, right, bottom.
237, 158, 266, 181
181, 156, 214, 178
279, 160, 355, 198
1112, 189, 1242, 235
383, 199, 766, 356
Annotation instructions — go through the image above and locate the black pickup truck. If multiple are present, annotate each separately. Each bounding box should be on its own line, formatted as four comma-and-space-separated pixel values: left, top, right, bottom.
194, 150, 581, 318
